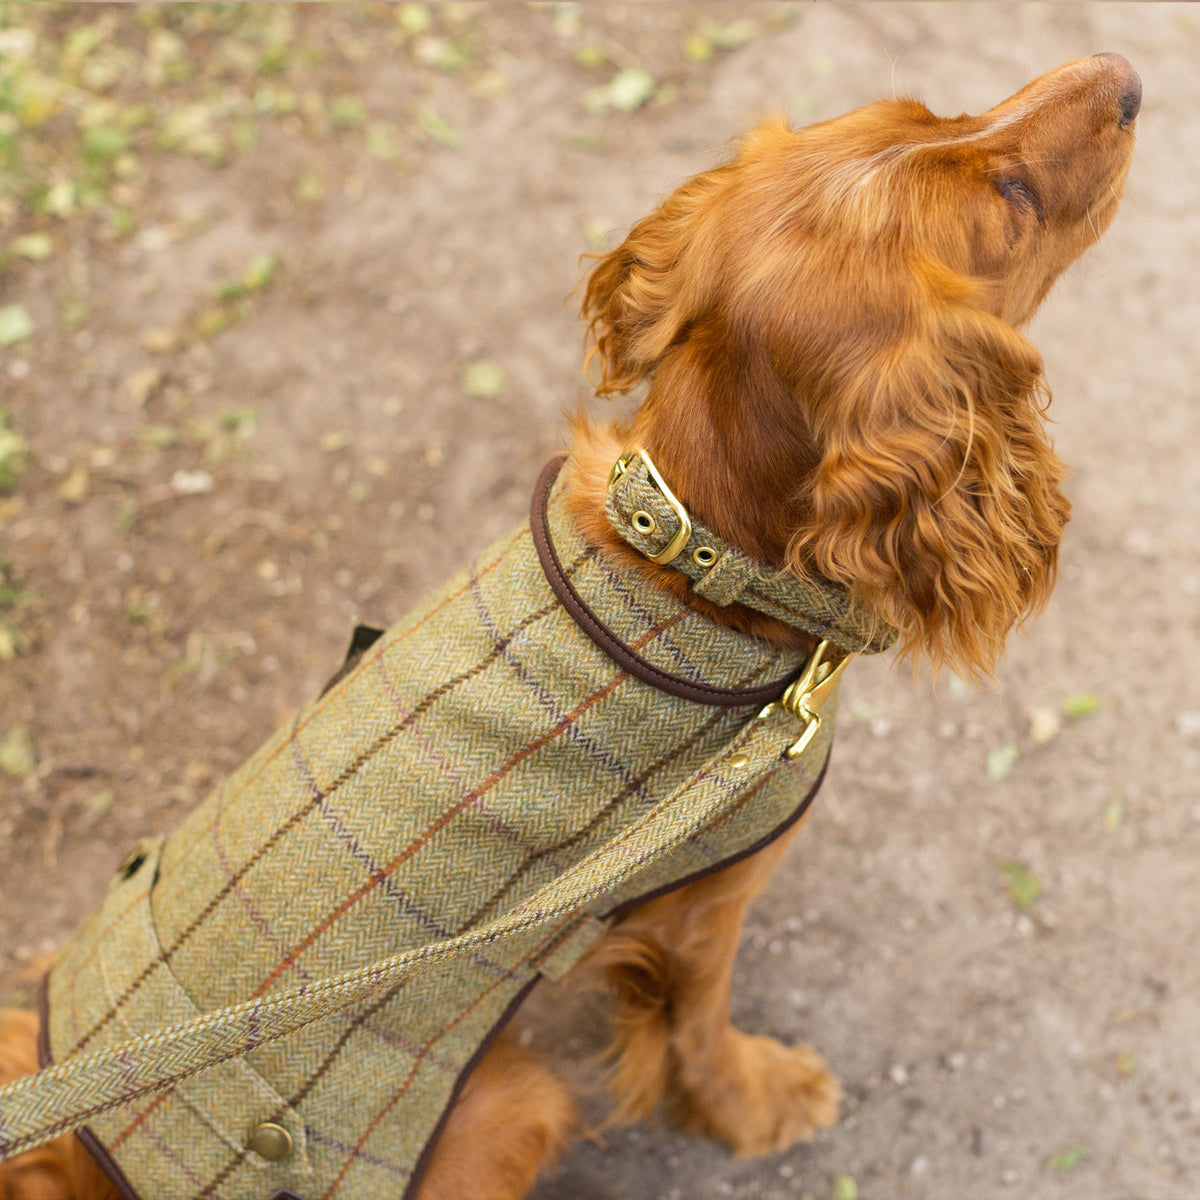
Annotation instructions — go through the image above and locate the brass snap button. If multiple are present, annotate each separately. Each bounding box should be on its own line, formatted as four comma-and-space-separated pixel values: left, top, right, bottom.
631, 510, 656, 534
249, 1121, 293, 1163
729, 752, 750, 769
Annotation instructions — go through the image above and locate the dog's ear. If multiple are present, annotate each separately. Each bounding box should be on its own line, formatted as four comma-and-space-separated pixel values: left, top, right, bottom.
581, 167, 732, 396
788, 298, 1071, 678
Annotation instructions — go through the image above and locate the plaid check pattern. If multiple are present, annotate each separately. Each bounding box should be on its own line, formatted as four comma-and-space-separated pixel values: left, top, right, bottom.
17, 468, 838, 1200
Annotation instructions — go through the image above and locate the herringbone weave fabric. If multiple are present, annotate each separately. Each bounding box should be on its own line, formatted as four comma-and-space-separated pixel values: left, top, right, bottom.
5, 467, 840, 1200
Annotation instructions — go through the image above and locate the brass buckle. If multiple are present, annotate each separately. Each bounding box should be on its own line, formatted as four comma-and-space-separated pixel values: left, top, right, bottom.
608, 447, 693, 566
759, 639, 850, 760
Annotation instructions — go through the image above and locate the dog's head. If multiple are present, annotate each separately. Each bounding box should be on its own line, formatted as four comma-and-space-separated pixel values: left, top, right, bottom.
583, 54, 1139, 678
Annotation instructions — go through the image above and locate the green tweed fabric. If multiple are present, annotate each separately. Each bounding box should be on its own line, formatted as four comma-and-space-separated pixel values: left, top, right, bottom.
9, 468, 840, 1200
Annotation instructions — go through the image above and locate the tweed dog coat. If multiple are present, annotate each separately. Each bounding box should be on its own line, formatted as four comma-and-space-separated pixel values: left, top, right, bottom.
22, 457, 891, 1200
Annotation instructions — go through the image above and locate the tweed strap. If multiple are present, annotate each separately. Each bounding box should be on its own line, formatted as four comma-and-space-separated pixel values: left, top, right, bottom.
0, 680, 826, 1163
606, 448, 896, 655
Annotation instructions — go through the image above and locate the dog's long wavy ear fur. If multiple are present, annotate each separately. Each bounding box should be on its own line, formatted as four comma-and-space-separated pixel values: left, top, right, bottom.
582, 166, 731, 396
788, 294, 1071, 680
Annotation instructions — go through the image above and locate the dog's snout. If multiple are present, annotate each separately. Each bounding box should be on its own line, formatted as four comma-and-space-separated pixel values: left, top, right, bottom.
1093, 51, 1142, 125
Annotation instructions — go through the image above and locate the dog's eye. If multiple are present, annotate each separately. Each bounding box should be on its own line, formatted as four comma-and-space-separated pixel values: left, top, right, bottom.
996, 178, 1043, 221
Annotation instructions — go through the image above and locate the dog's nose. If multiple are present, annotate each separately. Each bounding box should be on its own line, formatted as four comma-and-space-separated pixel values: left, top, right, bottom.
1093, 51, 1142, 125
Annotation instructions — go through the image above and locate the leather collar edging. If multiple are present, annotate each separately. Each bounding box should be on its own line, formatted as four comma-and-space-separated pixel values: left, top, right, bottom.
531, 456, 800, 708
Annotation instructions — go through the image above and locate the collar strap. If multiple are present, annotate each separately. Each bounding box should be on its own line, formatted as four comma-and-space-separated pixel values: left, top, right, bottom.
605, 447, 896, 655
533, 457, 803, 707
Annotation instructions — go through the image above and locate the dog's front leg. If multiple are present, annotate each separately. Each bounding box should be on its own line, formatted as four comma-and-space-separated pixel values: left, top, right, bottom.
415, 1028, 578, 1200
592, 821, 840, 1157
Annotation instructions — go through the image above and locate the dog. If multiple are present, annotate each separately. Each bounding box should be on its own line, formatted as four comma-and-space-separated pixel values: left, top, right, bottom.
0, 53, 1139, 1200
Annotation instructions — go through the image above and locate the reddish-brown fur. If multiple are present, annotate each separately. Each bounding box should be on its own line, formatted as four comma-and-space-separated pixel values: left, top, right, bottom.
0, 55, 1137, 1200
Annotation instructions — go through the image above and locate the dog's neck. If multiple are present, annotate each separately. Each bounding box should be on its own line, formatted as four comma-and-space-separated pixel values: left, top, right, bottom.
563, 415, 824, 654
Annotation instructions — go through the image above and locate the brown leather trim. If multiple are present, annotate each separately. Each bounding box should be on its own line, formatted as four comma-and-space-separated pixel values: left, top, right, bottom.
37, 977, 147, 1200
532, 457, 798, 708
602, 747, 830, 919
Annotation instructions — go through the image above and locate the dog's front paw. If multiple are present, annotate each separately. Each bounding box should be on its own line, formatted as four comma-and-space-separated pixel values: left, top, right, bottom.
669, 1033, 840, 1157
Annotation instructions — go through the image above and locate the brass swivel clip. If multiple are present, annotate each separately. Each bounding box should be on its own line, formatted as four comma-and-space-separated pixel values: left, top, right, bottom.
759, 639, 850, 760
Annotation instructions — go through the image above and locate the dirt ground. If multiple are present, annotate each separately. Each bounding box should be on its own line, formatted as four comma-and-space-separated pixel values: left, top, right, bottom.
1, 4, 1197, 1199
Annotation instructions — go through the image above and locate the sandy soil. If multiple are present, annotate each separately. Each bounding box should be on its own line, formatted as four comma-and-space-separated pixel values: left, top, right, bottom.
1, 5, 1197, 1199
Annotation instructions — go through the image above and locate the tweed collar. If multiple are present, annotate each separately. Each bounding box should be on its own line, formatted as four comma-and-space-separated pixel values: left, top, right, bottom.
533, 457, 809, 707
605, 449, 896, 655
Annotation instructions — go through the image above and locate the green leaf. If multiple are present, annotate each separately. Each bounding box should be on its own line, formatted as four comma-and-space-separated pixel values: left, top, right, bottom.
243, 252, 279, 291
416, 107, 460, 148
0, 422, 29, 491
985, 743, 1018, 781
83, 125, 127, 163
831, 1175, 858, 1200
397, 3, 432, 35
9, 233, 54, 261
1103, 794, 1123, 832
1048, 1144, 1087, 1171
573, 45, 608, 69
137, 424, 180, 449
462, 361, 507, 398
0, 304, 34, 347
330, 96, 367, 128
1000, 861, 1042, 910
709, 18, 762, 49
0, 723, 36, 780
1063, 692, 1100, 719
607, 67, 656, 112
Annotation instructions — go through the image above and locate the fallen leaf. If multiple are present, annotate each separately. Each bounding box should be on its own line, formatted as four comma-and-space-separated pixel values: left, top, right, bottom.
607, 66, 656, 112
1062, 692, 1100, 719
986, 743, 1018, 781
416, 107, 460, 148
397, 3, 432, 35
242, 252, 279, 292
0, 723, 36, 779
709, 18, 762, 49
10, 233, 54, 261
1047, 1144, 1087, 1171
43, 180, 77, 219
56, 466, 89, 504
330, 95, 367, 128
0, 304, 34, 347
139, 326, 177, 352
137, 424, 179, 449
462, 361, 507, 398
0, 424, 30, 490
831, 1175, 858, 1200
126, 366, 162, 406
573, 45, 608, 69
86, 788, 116, 816
83, 125, 127, 163
1026, 705, 1061, 746
1102, 794, 1123, 832
171, 469, 214, 495
999, 861, 1041, 910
